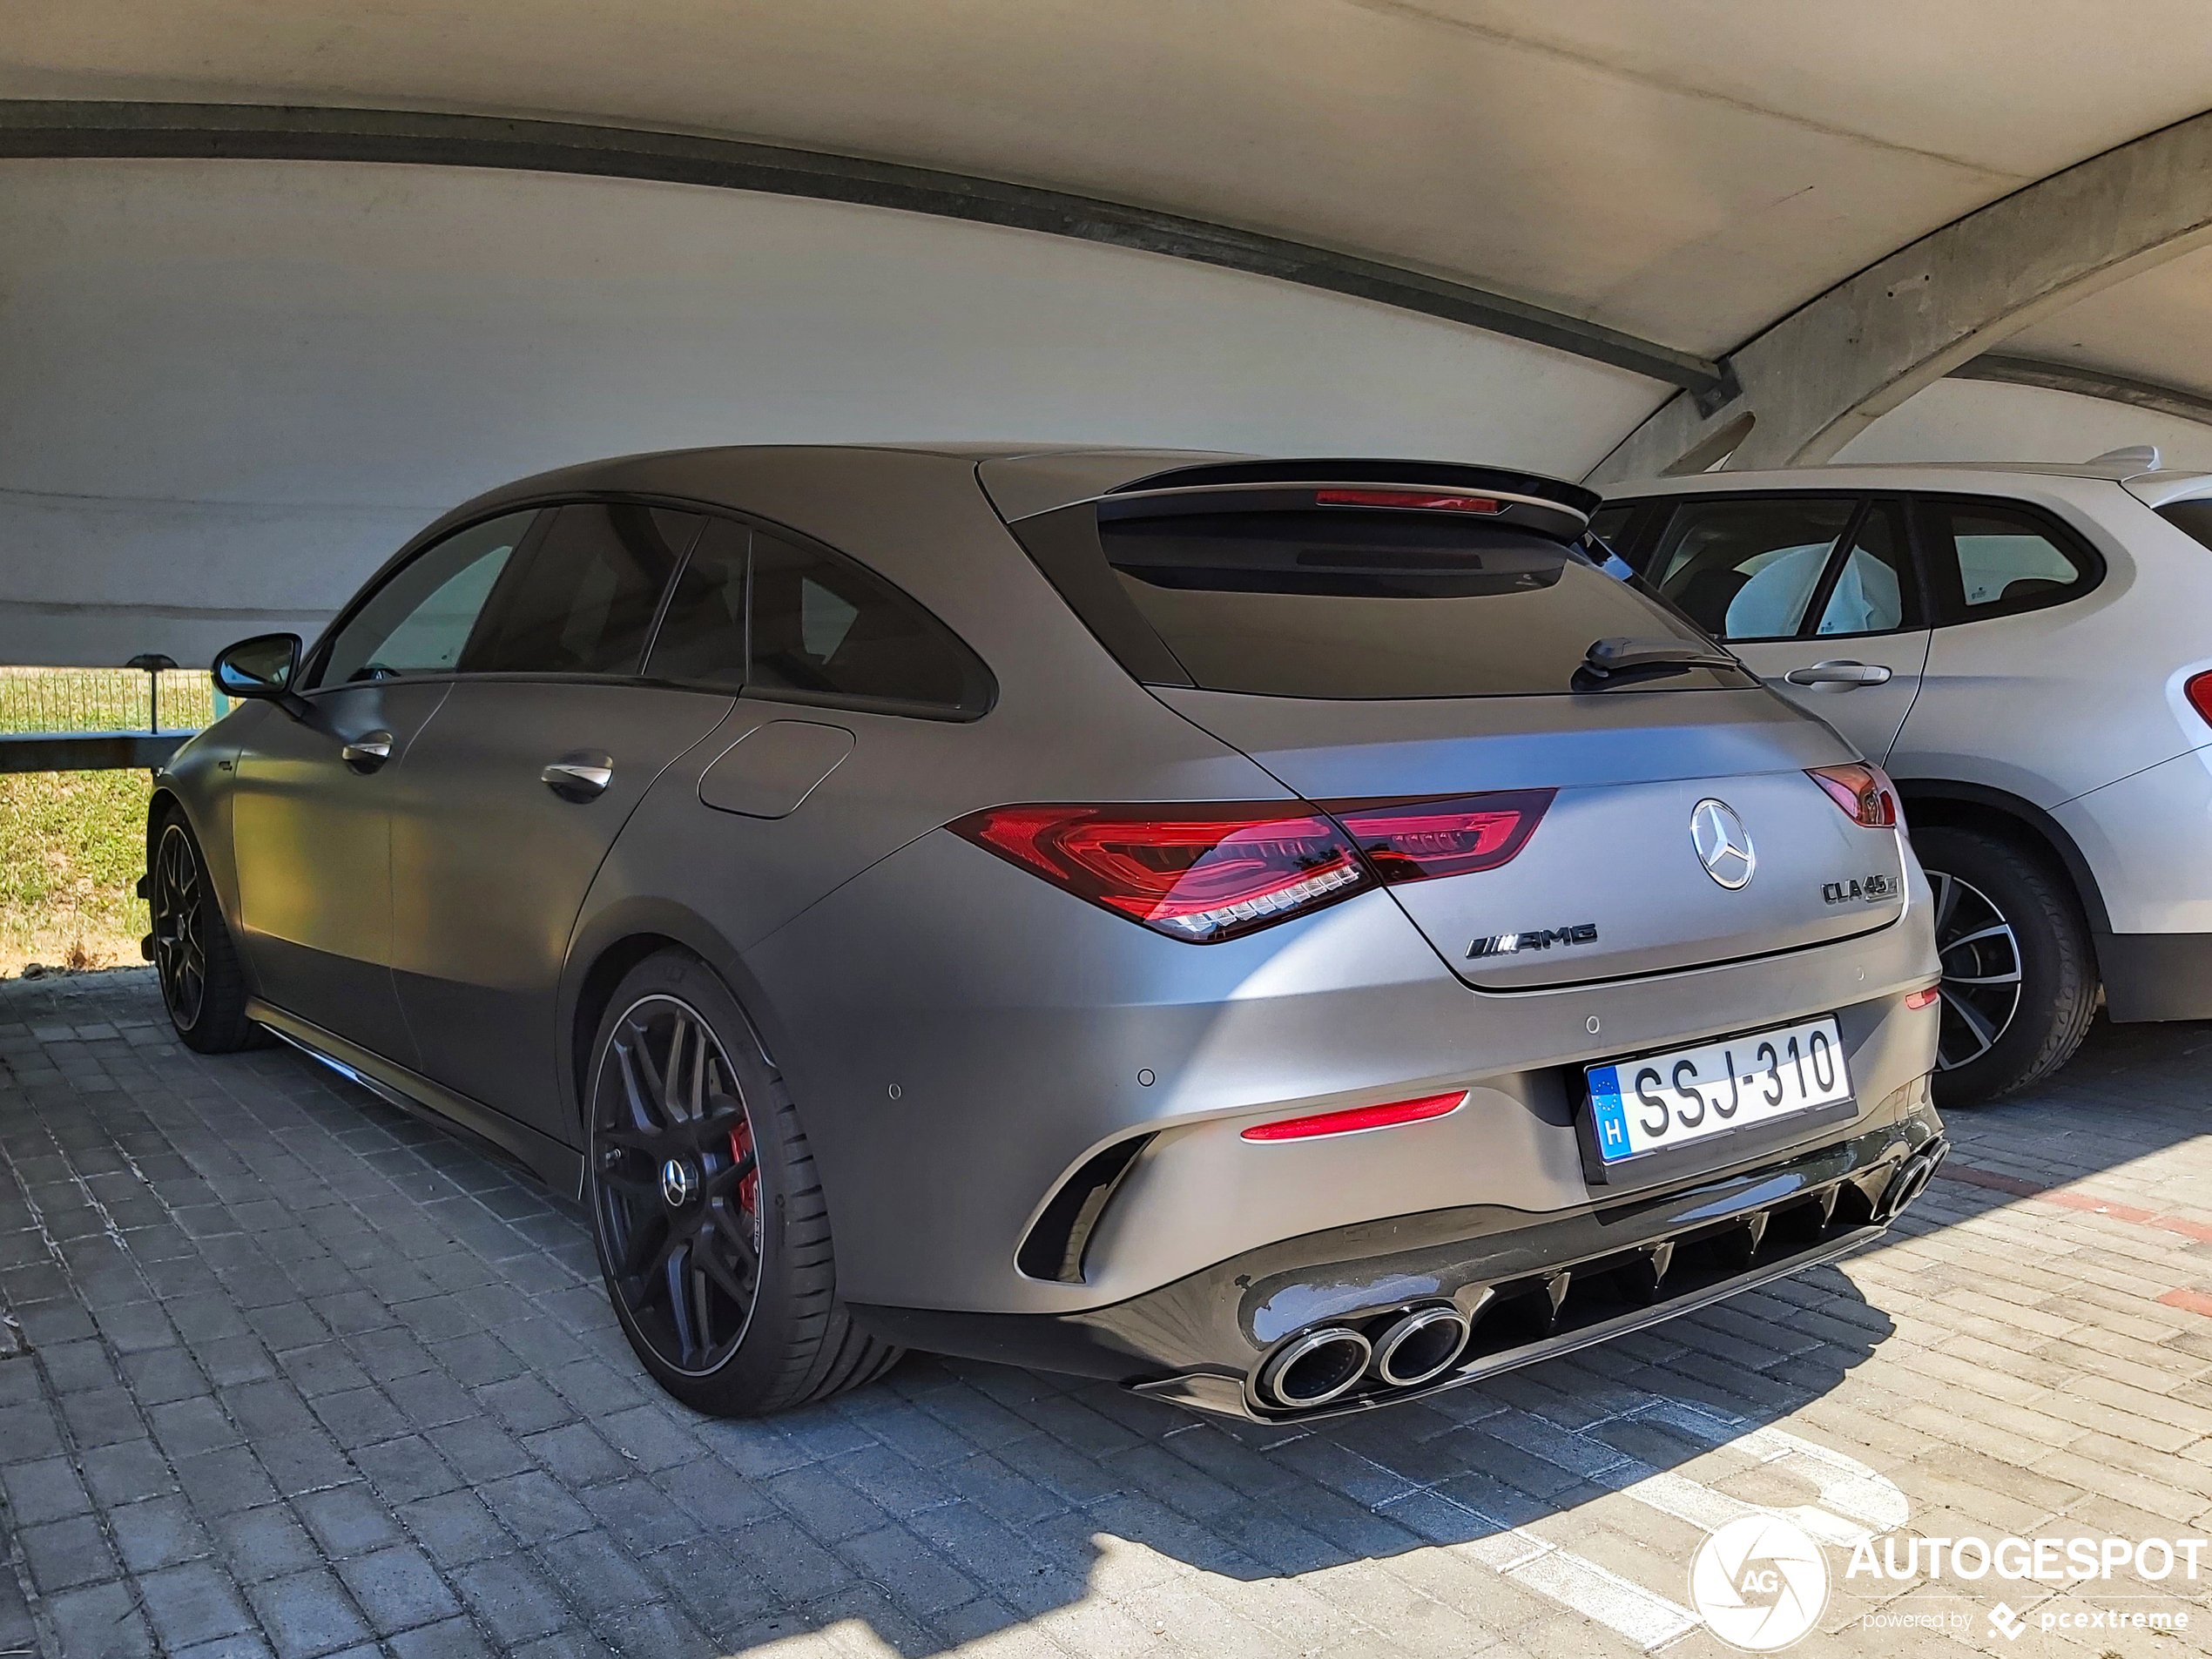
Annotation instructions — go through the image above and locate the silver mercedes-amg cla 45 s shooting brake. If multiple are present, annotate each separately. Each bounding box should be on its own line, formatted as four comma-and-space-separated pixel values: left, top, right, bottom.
145, 445, 1945, 1422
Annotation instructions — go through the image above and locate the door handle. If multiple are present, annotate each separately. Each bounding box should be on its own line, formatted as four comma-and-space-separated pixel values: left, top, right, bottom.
1784, 660, 1892, 688
341, 732, 395, 772
542, 756, 614, 802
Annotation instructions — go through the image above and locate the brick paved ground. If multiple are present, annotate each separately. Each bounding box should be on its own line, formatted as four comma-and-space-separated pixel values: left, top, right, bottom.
2, 968, 2209, 1659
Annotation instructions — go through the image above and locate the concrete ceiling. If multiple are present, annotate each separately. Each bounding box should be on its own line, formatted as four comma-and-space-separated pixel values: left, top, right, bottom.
10, 0, 2212, 360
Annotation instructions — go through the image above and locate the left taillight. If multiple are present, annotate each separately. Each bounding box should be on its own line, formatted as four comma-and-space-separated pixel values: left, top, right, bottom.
952, 788, 1555, 943
950, 804, 1372, 942
1808, 763, 1901, 829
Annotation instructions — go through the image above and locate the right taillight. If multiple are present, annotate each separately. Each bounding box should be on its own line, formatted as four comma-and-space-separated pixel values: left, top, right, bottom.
1330, 790, 1556, 882
1808, 763, 1900, 829
2187, 671, 2212, 727
950, 803, 1372, 942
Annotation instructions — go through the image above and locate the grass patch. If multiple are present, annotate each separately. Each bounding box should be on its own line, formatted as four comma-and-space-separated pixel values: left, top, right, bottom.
0, 668, 212, 977
0, 770, 152, 974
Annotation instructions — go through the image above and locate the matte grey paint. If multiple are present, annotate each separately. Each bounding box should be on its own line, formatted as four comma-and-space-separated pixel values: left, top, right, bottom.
698, 720, 856, 819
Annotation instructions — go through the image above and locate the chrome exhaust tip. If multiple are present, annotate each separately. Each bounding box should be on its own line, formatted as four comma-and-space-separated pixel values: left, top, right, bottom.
1371, 1305, 1472, 1389
1257, 1326, 1372, 1409
1879, 1136, 1948, 1220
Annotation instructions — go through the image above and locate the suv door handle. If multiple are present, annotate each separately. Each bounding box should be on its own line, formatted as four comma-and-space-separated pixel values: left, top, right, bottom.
1784, 660, 1892, 687
542, 756, 614, 802
341, 732, 395, 772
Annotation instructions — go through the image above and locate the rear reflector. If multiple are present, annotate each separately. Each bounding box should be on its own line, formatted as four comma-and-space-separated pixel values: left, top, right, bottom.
1905, 984, 1940, 1010
2187, 671, 2212, 728
950, 804, 1372, 943
1241, 1090, 1467, 1142
1808, 763, 1900, 828
1313, 488, 1503, 514
1331, 790, 1555, 883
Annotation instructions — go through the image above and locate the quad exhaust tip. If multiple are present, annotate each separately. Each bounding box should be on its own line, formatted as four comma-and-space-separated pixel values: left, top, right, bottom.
1371, 1305, 1472, 1389
1879, 1136, 1949, 1221
1256, 1304, 1475, 1409
1257, 1327, 1372, 1409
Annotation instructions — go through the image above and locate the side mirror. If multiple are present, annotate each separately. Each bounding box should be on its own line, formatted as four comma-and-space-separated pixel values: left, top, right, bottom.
212, 633, 307, 718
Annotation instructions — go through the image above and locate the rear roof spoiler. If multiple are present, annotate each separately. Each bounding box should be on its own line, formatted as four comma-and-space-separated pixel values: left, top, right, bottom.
1107, 457, 1602, 521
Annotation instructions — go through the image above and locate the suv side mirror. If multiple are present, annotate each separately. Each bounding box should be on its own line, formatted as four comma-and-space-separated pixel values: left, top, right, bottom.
212, 633, 307, 718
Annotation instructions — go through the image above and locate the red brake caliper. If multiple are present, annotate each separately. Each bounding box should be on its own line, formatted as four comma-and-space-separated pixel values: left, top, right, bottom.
730, 1118, 759, 1216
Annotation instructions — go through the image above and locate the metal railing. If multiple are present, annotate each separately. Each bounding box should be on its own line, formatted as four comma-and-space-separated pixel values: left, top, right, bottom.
0, 664, 219, 772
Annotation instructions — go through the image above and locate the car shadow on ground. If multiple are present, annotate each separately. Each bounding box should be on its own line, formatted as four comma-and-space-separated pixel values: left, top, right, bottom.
3, 969, 2205, 1657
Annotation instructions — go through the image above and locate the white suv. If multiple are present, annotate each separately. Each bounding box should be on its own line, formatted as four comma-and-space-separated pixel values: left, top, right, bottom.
1598, 451, 2212, 1104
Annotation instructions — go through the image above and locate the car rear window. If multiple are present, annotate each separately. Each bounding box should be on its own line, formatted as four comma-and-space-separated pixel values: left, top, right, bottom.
1092, 508, 1745, 698
2157, 498, 2212, 551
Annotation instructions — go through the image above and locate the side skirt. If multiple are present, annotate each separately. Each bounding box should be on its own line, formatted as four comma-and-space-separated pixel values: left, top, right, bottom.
248, 998, 585, 1197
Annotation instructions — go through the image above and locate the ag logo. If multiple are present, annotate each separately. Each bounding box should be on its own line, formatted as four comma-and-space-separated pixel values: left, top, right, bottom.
1689, 1514, 1830, 1651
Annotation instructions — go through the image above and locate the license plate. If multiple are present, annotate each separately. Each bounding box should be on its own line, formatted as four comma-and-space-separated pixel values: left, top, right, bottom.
1586, 1016, 1850, 1164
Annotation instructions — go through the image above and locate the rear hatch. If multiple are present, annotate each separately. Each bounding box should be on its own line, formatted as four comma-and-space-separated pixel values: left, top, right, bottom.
987, 458, 1906, 989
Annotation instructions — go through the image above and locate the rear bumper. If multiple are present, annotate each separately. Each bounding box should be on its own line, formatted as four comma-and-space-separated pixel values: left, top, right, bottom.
2096, 930, 2212, 1021
851, 1094, 1943, 1420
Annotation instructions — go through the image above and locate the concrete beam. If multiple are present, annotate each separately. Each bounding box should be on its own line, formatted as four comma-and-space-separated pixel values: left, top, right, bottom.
1948, 354, 2212, 430
0, 99, 1723, 397
1588, 109, 2212, 483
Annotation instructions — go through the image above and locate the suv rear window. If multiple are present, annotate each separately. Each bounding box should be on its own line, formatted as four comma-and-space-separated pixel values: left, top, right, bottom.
1090, 507, 1743, 698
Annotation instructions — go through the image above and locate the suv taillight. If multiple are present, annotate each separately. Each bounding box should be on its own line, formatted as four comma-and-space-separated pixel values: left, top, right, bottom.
2186, 671, 2212, 727
1808, 763, 1900, 829
951, 789, 1554, 943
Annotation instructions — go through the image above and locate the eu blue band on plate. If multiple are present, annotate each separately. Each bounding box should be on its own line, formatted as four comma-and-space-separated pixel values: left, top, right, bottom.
1588, 1064, 1632, 1161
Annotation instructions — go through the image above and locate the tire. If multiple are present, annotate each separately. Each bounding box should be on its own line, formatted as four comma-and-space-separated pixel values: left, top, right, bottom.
1913, 824, 2097, 1107
148, 809, 268, 1054
583, 949, 901, 1415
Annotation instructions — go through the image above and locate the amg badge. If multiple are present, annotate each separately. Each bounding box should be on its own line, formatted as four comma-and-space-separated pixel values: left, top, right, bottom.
1468, 922, 1598, 960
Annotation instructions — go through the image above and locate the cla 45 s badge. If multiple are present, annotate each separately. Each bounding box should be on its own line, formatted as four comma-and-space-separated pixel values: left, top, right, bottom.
1823, 874, 1899, 905
1468, 921, 1598, 960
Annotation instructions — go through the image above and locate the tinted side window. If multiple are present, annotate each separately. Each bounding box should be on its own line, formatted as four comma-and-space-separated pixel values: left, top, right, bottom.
644, 518, 748, 686
1649, 497, 1857, 641
748, 532, 993, 717
473, 503, 702, 675
1813, 501, 1918, 637
317, 511, 537, 686
1925, 501, 2095, 624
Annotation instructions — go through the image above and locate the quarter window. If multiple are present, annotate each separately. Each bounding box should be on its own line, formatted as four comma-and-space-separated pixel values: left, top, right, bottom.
1925, 501, 2094, 622
472, 503, 703, 676
316, 511, 536, 686
746, 532, 992, 717
1649, 498, 1858, 641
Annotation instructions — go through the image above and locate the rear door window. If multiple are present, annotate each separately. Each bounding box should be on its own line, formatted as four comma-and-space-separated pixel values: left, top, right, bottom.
1646, 497, 1858, 641
1922, 500, 2098, 623
471, 503, 703, 675
1094, 506, 1745, 698
1812, 501, 1918, 636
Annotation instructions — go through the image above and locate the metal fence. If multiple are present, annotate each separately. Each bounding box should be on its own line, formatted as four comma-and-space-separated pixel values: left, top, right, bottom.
0, 666, 217, 735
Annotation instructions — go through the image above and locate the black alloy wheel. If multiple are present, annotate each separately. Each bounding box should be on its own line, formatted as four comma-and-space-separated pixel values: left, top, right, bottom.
147, 812, 264, 1054
152, 820, 209, 1030
590, 994, 765, 1375
582, 950, 901, 1415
